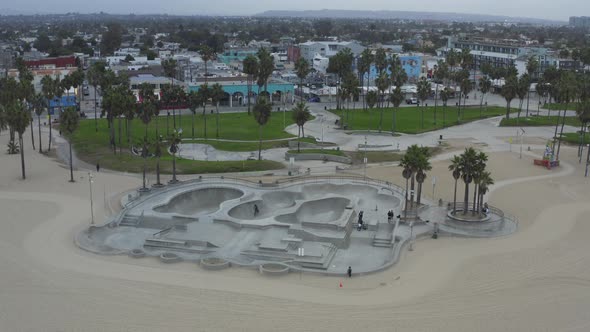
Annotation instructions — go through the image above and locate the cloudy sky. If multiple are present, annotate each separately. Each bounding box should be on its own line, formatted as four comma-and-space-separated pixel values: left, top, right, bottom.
5, 0, 585, 21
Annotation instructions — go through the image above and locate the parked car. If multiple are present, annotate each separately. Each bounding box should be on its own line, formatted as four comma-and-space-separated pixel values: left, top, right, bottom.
308, 96, 321, 102
406, 97, 419, 105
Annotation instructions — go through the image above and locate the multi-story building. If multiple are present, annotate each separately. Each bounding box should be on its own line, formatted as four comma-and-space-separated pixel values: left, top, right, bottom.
570, 16, 590, 28
298, 41, 365, 63
25, 55, 77, 70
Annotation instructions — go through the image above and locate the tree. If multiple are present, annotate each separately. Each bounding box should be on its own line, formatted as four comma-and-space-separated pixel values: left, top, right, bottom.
7, 101, 32, 179
41, 75, 57, 152
327, 48, 353, 110
162, 58, 178, 128
32, 94, 46, 153
536, 78, 549, 116
516, 74, 530, 124
448, 155, 462, 213
101, 23, 123, 55
253, 97, 272, 160
291, 102, 312, 152
168, 130, 182, 184
187, 91, 199, 139
294, 58, 310, 102
210, 83, 225, 139
525, 56, 539, 116
555, 71, 578, 160
358, 49, 374, 110
139, 137, 150, 191
390, 87, 404, 134
440, 87, 451, 127
256, 48, 275, 94
199, 45, 216, 83
197, 84, 211, 139
477, 171, 494, 214
417, 78, 431, 129
478, 77, 491, 118
243, 55, 259, 115
375, 72, 390, 131
432, 60, 448, 124
501, 75, 518, 120
59, 107, 80, 182
86, 62, 106, 132
458, 147, 478, 215
374, 48, 387, 76
153, 135, 164, 186
366, 90, 378, 109
124, 54, 135, 62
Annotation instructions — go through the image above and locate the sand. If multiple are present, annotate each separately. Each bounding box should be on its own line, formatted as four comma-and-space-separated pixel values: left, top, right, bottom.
1, 126, 590, 332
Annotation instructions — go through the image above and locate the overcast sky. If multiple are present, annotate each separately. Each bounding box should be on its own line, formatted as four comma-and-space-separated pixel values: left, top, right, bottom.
5, 0, 585, 21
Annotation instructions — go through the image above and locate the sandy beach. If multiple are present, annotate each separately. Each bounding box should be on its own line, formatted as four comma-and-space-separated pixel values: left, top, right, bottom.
1, 125, 590, 332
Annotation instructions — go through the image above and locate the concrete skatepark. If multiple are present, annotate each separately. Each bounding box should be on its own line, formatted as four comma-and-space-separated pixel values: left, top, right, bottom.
77, 176, 516, 275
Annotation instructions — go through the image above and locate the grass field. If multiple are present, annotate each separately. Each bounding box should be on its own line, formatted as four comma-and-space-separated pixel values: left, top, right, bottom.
331, 105, 514, 134
560, 132, 590, 145
500, 116, 582, 127
69, 112, 302, 174
544, 103, 580, 111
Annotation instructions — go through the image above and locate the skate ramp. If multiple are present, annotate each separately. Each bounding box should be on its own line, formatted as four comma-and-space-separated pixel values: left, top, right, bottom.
154, 187, 243, 215
276, 197, 350, 224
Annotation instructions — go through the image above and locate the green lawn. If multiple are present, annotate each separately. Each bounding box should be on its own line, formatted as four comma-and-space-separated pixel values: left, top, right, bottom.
287, 149, 345, 156
500, 116, 582, 127
331, 106, 513, 134
185, 137, 316, 152
544, 103, 580, 111
69, 112, 303, 174
560, 132, 590, 145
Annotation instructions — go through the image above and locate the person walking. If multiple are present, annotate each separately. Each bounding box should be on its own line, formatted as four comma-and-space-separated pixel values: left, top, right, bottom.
96, 162, 100, 172
347, 266, 352, 278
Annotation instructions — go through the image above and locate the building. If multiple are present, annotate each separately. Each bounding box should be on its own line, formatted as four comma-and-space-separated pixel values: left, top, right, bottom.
25, 56, 76, 70
298, 41, 365, 63
365, 54, 425, 83
8, 67, 78, 93
570, 16, 590, 28
189, 77, 294, 107
129, 74, 186, 101
218, 49, 257, 64
312, 54, 330, 73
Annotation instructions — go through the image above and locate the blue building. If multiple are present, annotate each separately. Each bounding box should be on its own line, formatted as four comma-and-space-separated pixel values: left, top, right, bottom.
189, 78, 295, 107
48, 95, 77, 115
365, 54, 424, 83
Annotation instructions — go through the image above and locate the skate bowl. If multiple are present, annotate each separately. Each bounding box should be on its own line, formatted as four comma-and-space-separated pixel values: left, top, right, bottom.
78, 175, 516, 276
154, 187, 243, 215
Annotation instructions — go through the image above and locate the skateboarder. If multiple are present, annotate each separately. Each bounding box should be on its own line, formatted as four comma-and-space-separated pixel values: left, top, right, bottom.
347, 266, 352, 278
253, 204, 260, 216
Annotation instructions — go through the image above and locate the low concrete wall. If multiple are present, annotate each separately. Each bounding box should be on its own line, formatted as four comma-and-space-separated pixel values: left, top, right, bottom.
200, 257, 231, 270
285, 152, 351, 164
259, 263, 290, 275
159, 252, 182, 263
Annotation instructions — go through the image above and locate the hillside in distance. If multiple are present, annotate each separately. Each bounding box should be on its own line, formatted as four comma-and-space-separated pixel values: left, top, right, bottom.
255, 9, 565, 25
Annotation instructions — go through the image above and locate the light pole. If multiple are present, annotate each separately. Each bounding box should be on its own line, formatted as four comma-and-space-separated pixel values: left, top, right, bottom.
321, 115, 324, 151
409, 221, 414, 251
88, 172, 94, 225
363, 135, 368, 179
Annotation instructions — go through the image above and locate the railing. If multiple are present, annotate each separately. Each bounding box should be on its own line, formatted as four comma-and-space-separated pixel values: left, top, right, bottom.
442, 201, 518, 225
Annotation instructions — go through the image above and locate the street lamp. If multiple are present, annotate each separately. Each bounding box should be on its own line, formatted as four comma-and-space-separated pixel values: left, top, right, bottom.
88, 172, 94, 225
321, 115, 324, 151
363, 135, 368, 180
409, 221, 414, 251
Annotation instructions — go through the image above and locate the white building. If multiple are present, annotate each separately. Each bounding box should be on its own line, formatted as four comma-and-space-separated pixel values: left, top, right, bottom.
299, 41, 365, 62
312, 54, 330, 73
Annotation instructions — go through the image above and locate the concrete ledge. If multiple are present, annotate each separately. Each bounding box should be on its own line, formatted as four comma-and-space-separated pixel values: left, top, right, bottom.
159, 252, 182, 263
259, 263, 290, 275
128, 249, 146, 258
200, 257, 231, 270
285, 152, 351, 164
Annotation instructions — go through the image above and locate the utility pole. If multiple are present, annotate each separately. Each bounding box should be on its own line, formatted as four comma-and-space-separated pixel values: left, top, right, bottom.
88, 172, 94, 225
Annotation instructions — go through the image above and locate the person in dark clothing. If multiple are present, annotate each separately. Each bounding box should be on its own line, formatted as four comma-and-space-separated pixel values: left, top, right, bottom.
347, 266, 352, 278
96, 162, 100, 172
253, 204, 260, 216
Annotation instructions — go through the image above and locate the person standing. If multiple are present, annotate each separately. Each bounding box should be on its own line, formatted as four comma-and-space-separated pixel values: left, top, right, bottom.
96, 162, 100, 172
347, 266, 352, 278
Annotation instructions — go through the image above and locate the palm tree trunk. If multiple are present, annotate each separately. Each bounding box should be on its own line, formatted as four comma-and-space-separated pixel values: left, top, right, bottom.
463, 181, 469, 215
38, 115, 42, 153
94, 87, 98, 132
216, 103, 219, 139
297, 126, 301, 152
202, 106, 207, 140
404, 177, 409, 219
506, 101, 511, 120
118, 116, 122, 154
479, 93, 484, 118
247, 77, 251, 115
69, 141, 74, 182
585, 139, 590, 177
453, 179, 458, 213
556, 104, 568, 160
410, 175, 415, 209
392, 107, 396, 133
434, 84, 439, 124
30, 115, 35, 150
258, 124, 262, 161
472, 183, 478, 215
172, 153, 177, 182
191, 112, 195, 139
48, 106, 52, 151
526, 91, 530, 117
379, 108, 383, 132
156, 158, 161, 185
417, 182, 422, 205
142, 158, 147, 190
19, 136, 25, 180
580, 124, 587, 163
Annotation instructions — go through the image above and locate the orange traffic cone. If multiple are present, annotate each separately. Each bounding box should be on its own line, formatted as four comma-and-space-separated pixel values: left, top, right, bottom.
339, 281, 343, 288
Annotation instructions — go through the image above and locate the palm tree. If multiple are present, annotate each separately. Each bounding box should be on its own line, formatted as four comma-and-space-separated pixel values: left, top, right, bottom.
32, 93, 46, 153
153, 135, 164, 187
327, 48, 353, 110
358, 49, 373, 109
440, 87, 451, 127
256, 48, 275, 94
187, 91, 199, 139
41, 75, 56, 152
525, 56, 539, 116
7, 101, 32, 179
448, 155, 462, 213
415, 147, 432, 205
459, 147, 478, 215
555, 71, 578, 160
516, 74, 530, 124
168, 130, 182, 184
477, 171, 494, 214
162, 58, 178, 127
210, 83, 224, 139
138, 82, 157, 139
501, 75, 518, 120
432, 60, 448, 124
253, 97, 272, 160
294, 58, 310, 102
402, 166, 412, 219
471, 151, 488, 214
576, 100, 590, 162
536, 78, 549, 116
197, 84, 210, 139
242, 55, 259, 114
375, 72, 389, 131
199, 45, 215, 83
59, 107, 80, 182
139, 137, 150, 191
458, 74, 472, 119
87, 62, 105, 132
399, 145, 422, 209
478, 77, 491, 118
366, 90, 378, 110
390, 87, 404, 134
291, 102, 312, 152
417, 78, 431, 129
